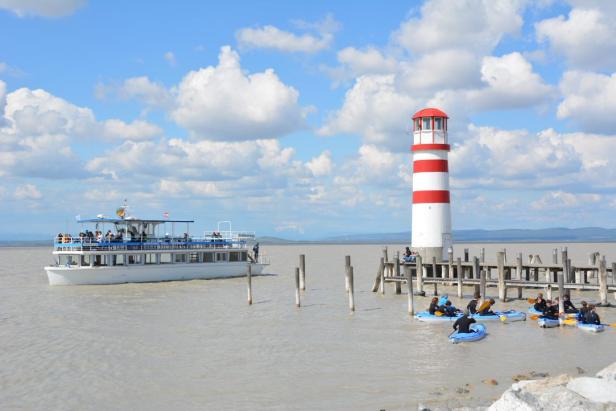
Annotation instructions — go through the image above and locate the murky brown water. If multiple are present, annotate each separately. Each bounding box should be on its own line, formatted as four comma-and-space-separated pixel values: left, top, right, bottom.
1, 243, 615, 410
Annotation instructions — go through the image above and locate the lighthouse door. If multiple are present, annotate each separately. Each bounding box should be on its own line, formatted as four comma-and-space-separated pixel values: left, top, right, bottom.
442, 233, 452, 261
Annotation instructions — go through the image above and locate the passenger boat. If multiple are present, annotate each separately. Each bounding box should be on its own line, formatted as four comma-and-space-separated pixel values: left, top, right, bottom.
44, 208, 268, 285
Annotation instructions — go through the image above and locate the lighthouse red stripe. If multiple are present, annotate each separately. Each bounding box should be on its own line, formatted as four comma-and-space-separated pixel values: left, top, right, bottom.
413, 190, 450, 204
413, 159, 448, 173
411, 143, 450, 152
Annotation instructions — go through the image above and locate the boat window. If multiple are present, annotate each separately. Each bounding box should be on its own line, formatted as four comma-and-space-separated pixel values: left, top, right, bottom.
204, 253, 214, 263
189, 253, 199, 263
229, 252, 240, 262
216, 253, 228, 262
422, 117, 431, 130
241, 251, 247, 261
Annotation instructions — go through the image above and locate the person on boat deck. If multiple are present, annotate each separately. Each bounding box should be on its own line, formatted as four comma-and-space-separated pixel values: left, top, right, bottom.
577, 301, 589, 321
533, 293, 547, 313
540, 300, 559, 320
402, 247, 416, 263
440, 300, 460, 317
428, 297, 442, 315
253, 243, 260, 260
563, 295, 578, 313
584, 305, 601, 325
453, 309, 476, 334
478, 298, 496, 316
467, 292, 481, 314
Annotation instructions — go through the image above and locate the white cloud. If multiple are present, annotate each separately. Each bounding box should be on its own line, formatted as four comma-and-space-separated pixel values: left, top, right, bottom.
393, 0, 526, 55
0, 0, 86, 17
100, 76, 174, 109
171, 46, 305, 140
557, 71, 616, 133
536, 7, 616, 70
306, 150, 333, 177
531, 191, 602, 210
101, 119, 162, 141
236, 15, 338, 53
164, 51, 176, 66
323, 47, 399, 84
14, 184, 42, 200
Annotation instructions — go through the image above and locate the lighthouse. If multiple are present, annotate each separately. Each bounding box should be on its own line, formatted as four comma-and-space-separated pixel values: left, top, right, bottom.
411, 108, 452, 263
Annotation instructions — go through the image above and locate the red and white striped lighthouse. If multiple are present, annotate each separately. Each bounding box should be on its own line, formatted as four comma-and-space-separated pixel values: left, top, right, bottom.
411, 108, 452, 262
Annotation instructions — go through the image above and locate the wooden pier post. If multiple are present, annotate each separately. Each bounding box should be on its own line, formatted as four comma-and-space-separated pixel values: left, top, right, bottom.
473, 256, 481, 297
295, 267, 301, 307
432, 256, 438, 295
416, 255, 424, 294
558, 270, 565, 314
497, 251, 506, 302
299, 254, 306, 291
456, 257, 463, 298
395, 251, 402, 294
448, 248, 454, 280
348, 266, 355, 312
516, 254, 523, 298
405, 264, 414, 316
480, 262, 487, 304
480, 248, 486, 280
345, 255, 351, 292
546, 284, 552, 301
552, 249, 558, 264
464, 248, 469, 262
380, 257, 385, 295
247, 264, 252, 305
371, 258, 384, 292
383, 247, 389, 263
599, 257, 608, 305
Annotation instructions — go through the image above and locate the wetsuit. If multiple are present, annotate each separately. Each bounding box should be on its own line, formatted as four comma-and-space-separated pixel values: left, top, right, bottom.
541, 304, 559, 320
534, 299, 547, 313
467, 299, 478, 314
564, 299, 578, 313
585, 311, 601, 325
453, 315, 476, 333
577, 307, 590, 322
429, 301, 440, 315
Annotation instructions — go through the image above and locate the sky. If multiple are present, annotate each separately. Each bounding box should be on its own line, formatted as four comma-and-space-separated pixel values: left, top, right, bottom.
1, 0, 616, 239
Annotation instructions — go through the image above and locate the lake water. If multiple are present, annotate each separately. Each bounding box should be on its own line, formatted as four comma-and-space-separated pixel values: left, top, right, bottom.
1, 243, 615, 410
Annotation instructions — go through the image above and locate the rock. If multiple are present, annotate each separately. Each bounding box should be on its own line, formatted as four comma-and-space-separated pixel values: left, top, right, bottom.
567, 376, 616, 403
455, 387, 470, 394
529, 371, 549, 378
482, 379, 498, 386
512, 374, 529, 382
597, 362, 616, 381
577, 367, 586, 375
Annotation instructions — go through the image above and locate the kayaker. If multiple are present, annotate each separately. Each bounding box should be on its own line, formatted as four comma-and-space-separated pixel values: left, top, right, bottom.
540, 300, 559, 320
478, 298, 496, 316
584, 305, 601, 325
428, 297, 442, 315
577, 301, 589, 322
441, 301, 460, 317
466, 292, 480, 314
533, 293, 547, 313
563, 295, 578, 313
453, 309, 476, 333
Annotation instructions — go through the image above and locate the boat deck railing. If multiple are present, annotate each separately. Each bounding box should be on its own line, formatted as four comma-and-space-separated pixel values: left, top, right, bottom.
53, 235, 251, 252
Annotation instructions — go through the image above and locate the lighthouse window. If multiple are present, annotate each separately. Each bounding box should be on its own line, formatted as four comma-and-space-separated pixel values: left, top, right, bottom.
414, 119, 421, 130
422, 117, 431, 130
434, 117, 443, 130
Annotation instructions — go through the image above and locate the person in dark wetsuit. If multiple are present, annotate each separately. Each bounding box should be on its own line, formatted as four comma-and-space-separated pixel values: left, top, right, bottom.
585, 305, 601, 325
467, 292, 481, 314
428, 297, 442, 315
440, 301, 460, 317
563, 295, 578, 313
540, 301, 559, 320
478, 298, 496, 316
453, 310, 476, 334
533, 293, 547, 313
577, 301, 589, 322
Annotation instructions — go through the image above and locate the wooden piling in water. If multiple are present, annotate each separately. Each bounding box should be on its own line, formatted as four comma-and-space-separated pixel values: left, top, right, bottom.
247, 264, 252, 305
299, 254, 306, 291
479, 259, 487, 304
558, 270, 565, 314
456, 257, 463, 298
295, 267, 301, 307
371, 257, 384, 292
380, 257, 385, 295
473, 256, 481, 296
395, 251, 401, 294
345, 255, 351, 292
405, 264, 414, 315
348, 265, 355, 312
431, 256, 438, 295
599, 257, 608, 305
416, 254, 424, 294
497, 251, 506, 302
448, 248, 454, 280
464, 248, 469, 262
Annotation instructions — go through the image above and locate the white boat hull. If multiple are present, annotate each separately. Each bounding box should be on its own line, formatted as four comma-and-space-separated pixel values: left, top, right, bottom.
44, 262, 266, 285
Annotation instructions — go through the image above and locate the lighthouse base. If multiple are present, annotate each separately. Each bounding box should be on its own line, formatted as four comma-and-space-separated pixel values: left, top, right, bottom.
412, 246, 445, 263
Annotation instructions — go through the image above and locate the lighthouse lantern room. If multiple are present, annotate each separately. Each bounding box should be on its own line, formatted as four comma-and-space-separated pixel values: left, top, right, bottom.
411, 108, 452, 263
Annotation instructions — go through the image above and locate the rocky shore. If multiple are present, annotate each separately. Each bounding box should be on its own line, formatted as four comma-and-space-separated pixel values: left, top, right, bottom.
421, 362, 616, 411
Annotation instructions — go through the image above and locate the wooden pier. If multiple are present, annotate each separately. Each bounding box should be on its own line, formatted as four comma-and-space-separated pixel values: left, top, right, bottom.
372, 247, 616, 305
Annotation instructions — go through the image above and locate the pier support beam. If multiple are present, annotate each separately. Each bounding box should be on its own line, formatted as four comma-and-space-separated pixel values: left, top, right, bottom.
405, 265, 414, 316
599, 257, 608, 305
299, 254, 306, 291
497, 251, 506, 302
395, 251, 401, 294
456, 257, 463, 298
473, 257, 481, 297
371, 258, 384, 292
348, 266, 355, 312
416, 255, 423, 294
345, 255, 351, 292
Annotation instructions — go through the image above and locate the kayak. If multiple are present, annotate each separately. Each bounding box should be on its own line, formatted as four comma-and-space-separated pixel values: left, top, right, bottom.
538, 317, 560, 328
528, 307, 543, 315
449, 323, 487, 344
414, 311, 462, 322
473, 310, 526, 322
577, 323, 605, 333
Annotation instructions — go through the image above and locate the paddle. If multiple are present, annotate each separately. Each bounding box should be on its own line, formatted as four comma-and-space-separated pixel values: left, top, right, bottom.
527, 298, 537, 304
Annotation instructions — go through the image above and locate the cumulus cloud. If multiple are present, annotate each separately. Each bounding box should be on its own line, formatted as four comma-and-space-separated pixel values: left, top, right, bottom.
14, 184, 42, 200
98, 76, 174, 109
557, 71, 616, 133
322, 47, 399, 85
306, 150, 333, 177
236, 14, 339, 53
171, 46, 305, 140
531, 191, 602, 210
536, 7, 616, 71
0, 0, 86, 17
393, 0, 525, 55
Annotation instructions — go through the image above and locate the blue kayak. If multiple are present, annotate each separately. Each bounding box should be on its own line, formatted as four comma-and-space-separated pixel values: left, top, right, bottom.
577, 323, 605, 333
528, 307, 543, 315
538, 317, 560, 328
473, 310, 526, 322
414, 311, 462, 322
449, 323, 487, 344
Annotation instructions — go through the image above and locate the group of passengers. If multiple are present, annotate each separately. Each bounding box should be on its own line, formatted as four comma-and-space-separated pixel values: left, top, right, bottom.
533, 292, 600, 325
426, 292, 499, 334
403, 247, 418, 263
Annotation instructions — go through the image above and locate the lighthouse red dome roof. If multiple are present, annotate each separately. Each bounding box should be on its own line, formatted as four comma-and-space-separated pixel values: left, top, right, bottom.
412, 108, 448, 119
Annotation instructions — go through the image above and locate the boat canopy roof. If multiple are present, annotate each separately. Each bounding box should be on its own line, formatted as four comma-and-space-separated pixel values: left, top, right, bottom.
77, 217, 194, 224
